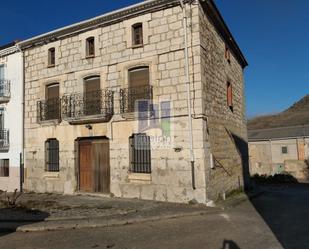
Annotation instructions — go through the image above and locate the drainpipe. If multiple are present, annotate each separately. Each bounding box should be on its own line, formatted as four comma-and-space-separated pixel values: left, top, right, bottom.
179, 0, 195, 189
16, 44, 25, 193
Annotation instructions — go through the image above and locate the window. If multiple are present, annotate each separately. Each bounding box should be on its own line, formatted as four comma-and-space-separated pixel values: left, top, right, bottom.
0, 159, 9, 177
0, 108, 4, 130
129, 66, 149, 88
45, 83, 60, 120
282, 146, 288, 154
132, 23, 143, 47
225, 44, 231, 63
129, 134, 151, 174
227, 81, 233, 111
0, 65, 4, 80
127, 66, 151, 113
45, 139, 59, 172
86, 37, 95, 58
84, 76, 101, 115
48, 48, 56, 67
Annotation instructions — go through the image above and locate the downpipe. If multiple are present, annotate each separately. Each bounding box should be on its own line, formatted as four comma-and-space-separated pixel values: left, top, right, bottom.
179, 0, 196, 190
16, 44, 25, 193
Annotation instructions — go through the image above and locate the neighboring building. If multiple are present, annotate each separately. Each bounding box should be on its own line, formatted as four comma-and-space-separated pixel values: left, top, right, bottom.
0, 42, 23, 192
19, 0, 248, 204
249, 125, 309, 181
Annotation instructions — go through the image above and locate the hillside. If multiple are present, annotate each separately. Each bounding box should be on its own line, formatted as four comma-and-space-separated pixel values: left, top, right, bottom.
248, 94, 309, 130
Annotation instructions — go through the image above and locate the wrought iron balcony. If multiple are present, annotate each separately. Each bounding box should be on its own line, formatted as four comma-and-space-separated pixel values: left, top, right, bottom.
120, 85, 153, 114
0, 129, 9, 150
37, 98, 61, 123
0, 80, 11, 103
61, 89, 114, 124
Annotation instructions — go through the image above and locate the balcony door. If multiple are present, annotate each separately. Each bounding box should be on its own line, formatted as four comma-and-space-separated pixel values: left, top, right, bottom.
0, 65, 4, 81
128, 66, 150, 113
0, 109, 4, 130
0, 65, 5, 96
45, 83, 60, 120
84, 76, 101, 116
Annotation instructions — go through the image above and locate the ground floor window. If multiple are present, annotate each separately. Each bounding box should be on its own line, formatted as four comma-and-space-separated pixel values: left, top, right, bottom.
45, 139, 59, 172
129, 134, 151, 174
0, 159, 9, 177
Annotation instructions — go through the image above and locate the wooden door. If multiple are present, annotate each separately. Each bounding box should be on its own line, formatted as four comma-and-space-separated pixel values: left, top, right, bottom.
79, 139, 110, 193
92, 140, 110, 193
79, 140, 93, 192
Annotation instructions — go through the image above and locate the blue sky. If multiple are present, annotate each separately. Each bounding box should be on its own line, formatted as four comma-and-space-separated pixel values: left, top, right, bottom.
1, 0, 308, 117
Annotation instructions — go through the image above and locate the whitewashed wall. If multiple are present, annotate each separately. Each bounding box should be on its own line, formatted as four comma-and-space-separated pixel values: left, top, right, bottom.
0, 51, 23, 192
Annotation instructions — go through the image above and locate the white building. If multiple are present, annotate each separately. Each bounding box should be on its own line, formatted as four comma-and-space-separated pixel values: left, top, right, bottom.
0, 42, 23, 192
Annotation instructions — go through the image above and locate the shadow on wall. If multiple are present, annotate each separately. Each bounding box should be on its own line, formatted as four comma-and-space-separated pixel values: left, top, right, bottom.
230, 132, 250, 189
0, 191, 49, 237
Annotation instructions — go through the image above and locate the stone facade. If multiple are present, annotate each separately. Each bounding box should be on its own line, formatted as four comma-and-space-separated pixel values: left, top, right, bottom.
21, 0, 247, 203
199, 4, 248, 200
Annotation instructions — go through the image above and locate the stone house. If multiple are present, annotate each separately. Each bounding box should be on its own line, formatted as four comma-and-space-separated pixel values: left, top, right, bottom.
249, 125, 309, 181
19, 0, 248, 204
0, 42, 24, 192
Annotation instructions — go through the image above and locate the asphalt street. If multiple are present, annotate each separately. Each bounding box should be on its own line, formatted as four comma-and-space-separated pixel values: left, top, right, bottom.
0, 185, 308, 249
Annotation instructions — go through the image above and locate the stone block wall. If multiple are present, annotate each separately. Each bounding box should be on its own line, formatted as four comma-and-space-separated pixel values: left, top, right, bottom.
23, 3, 209, 203
23, 1, 247, 204
305, 138, 309, 161
198, 5, 248, 201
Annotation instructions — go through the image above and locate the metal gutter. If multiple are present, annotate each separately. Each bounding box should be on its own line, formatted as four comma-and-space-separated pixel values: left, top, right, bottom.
16, 44, 25, 192
249, 136, 309, 142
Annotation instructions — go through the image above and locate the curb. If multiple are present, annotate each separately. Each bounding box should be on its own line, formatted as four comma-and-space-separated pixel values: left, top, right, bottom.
218, 190, 265, 210
13, 210, 217, 233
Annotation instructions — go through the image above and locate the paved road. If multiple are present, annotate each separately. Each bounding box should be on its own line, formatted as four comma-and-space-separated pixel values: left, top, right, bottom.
0, 185, 308, 249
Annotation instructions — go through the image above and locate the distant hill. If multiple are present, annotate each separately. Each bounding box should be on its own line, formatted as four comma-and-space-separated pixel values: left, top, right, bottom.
248, 94, 309, 130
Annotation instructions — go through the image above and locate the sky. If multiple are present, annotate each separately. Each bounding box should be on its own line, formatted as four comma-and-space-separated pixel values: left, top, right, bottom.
1, 0, 308, 117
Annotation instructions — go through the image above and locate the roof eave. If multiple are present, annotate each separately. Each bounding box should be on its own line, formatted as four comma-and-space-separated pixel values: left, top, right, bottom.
18, 0, 186, 49
200, 0, 248, 68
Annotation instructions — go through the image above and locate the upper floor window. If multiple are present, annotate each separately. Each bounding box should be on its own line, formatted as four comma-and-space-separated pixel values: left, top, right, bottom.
48, 47, 56, 67
45, 139, 59, 172
128, 66, 151, 113
227, 81, 233, 111
225, 44, 231, 63
282, 146, 288, 154
86, 37, 95, 58
0, 159, 9, 177
0, 65, 5, 80
84, 76, 101, 115
129, 66, 149, 88
45, 83, 60, 120
132, 23, 143, 47
0, 108, 4, 130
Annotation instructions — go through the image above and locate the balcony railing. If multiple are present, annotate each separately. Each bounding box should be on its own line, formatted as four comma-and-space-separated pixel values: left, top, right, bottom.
0, 129, 9, 150
37, 98, 61, 123
0, 80, 11, 103
62, 89, 114, 123
120, 85, 153, 114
